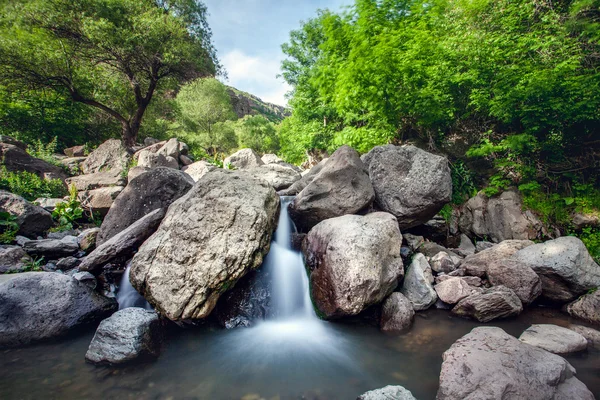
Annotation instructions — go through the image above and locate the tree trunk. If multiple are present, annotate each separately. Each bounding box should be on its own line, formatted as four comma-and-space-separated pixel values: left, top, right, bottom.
121, 122, 137, 149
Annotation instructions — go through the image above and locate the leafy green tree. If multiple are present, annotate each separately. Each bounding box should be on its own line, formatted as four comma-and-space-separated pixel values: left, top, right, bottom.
0, 0, 219, 148
235, 115, 280, 155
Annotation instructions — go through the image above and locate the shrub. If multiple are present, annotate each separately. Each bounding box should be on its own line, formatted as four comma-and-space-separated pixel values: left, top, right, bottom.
51, 185, 83, 231
0, 211, 18, 244
0, 167, 67, 201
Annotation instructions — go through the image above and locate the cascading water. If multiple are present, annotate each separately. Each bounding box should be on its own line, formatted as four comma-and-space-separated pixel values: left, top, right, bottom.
116, 262, 151, 310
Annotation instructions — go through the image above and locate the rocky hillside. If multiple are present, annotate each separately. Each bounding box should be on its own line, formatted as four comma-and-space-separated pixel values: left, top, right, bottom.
227, 87, 290, 123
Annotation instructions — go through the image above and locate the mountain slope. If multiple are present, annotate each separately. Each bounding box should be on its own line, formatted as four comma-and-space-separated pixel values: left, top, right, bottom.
227, 87, 290, 123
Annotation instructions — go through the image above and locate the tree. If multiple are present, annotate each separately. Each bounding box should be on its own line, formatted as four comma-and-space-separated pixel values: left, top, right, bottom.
0, 0, 219, 148
235, 115, 280, 154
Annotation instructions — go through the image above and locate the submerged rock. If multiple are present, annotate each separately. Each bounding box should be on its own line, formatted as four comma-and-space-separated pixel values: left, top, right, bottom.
451, 286, 522, 322
357, 385, 417, 400
437, 326, 594, 400
519, 324, 588, 355
0, 191, 53, 238
302, 212, 403, 318
569, 325, 600, 349
566, 290, 600, 324
380, 292, 415, 334
400, 253, 437, 311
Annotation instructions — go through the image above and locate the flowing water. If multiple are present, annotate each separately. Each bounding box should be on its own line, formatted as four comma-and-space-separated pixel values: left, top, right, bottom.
116, 263, 152, 310
1, 197, 599, 399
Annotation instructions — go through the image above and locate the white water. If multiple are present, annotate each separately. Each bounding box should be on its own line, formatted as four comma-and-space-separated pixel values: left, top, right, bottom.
116, 263, 151, 310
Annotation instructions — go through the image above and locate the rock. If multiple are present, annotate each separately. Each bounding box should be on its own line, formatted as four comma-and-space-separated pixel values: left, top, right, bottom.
458, 234, 476, 256
14, 235, 30, 247
435, 275, 482, 287
144, 137, 160, 146
302, 212, 403, 318
362, 144, 452, 229
278, 158, 328, 196
486, 259, 542, 304
0, 272, 116, 347
459, 189, 543, 243
23, 237, 79, 258
81, 139, 130, 174
0, 191, 53, 238
434, 277, 478, 305
403, 233, 424, 252
223, 148, 264, 169
261, 153, 283, 164
97, 168, 193, 245
0, 245, 31, 273
165, 155, 180, 170
409, 214, 449, 243
130, 170, 279, 321
573, 213, 600, 230
400, 253, 437, 311
0, 143, 67, 181
569, 325, 600, 349
157, 138, 183, 159
246, 164, 302, 190
452, 286, 522, 322
133, 141, 166, 160
380, 292, 415, 334
78, 186, 124, 216
66, 170, 127, 191
127, 166, 150, 181
289, 145, 374, 231
64, 145, 86, 157
418, 242, 460, 261
0, 135, 27, 150
72, 271, 96, 289
79, 209, 165, 274
475, 240, 494, 252
460, 239, 534, 277
357, 385, 417, 400
85, 308, 162, 365
137, 150, 179, 169
429, 251, 456, 273
519, 324, 588, 354
78, 228, 100, 252
33, 197, 65, 212
182, 160, 216, 182
566, 290, 600, 324
179, 154, 193, 166
60, 156, 87, 174
512, 236, 600, 303
56, 256, 81, 271
437, 326, 594, 400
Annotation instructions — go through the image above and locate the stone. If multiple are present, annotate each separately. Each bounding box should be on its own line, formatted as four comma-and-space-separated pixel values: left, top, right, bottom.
78, 228, 100, 252
0, 191, 53, 238
566, 290, 600, 324
0, 143, 68, 181
157, 138, 183, 159
137, 150, 178, 169
179, 154, 193, 166
573, 213, 600, 230
79, 209, 165, 274
569, 325, 600, 349
60, 157, 87, 174
357, 385, 417, 400
380, 292, 415, 334
486, 259, 542, 304
97, 167, 193, 245
435, 275, 482, 287
460, 239, 535, 277
429, 251, 456, 273
81, 139, 130, 174
246, 164, 302, 190
459, 189, 543, 243
56, 256, 81, 271
130, 170, 279, 321
519, 324, 588, 354
72, 271, 96, 290
85, 308, 162, 365
452, 286, 523, 322
0, 272, 117, 347
278, 157, 328, 196
261, 153, 302, 172
127, 166, 150, 181
362, 144, 452, 229
437, 326, 594, 400
144, 137, 160, 146
418, 242, 460, 261
403, 233, 424, 252
182, 160, 216, 182
64, 145, 86, 157
223, 148, 264, 169
78, 186, 124, 216
302, 212, 403, 318
23, 237, 79, 258
400, 253, 437, 311
0, 135, 27, 150
0, 245, 31, 274
34, 197, 65, 211
458, 234, 476, 256
512, 236, 600, 303
289, 145, 375, 231
66, 170, 127, 191
475, 240, 494, 252
434, 277, 478, 305
14, 235, 30, 247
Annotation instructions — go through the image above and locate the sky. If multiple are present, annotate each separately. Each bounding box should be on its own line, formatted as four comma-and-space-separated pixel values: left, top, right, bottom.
203, 0, 351, 107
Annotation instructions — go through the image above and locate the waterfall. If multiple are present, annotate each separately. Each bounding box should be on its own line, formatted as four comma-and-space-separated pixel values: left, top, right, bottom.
116, 262, 152, 310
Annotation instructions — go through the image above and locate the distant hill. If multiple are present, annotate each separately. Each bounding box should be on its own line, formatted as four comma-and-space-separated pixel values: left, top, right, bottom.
227, 87, 290, 123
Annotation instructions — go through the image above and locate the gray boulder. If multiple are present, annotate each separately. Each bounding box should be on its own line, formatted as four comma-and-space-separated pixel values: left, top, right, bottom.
182, 160, 216, 182
512, 236, 600, 303
429, 251, 457, 273
434, 277, 479, 305
0, 143, 67, 182
130, 170, 279, 321
223, 148, 264, 169
23, 237, 79, 258
278, 157, 328, 196
452, 286, 523, 322
64, 145, 86, 157
460, 239, 534, 277
0, 191, 53, 238
569, 325, 600, 350
357, 385, 417, 400
0, 272, 116, 347
137, 150, 179, 170
380, 292, 415, 334
566, 290, 600, 324
362, 144, 452, 229
98, 167, 193, 245
261, 153, 302, 172
78, 227, 100, 252
81, 139, 130, 174
85, 307, 162, 365
246, 164, 302, 191
157, 138, 186, 159
289, 145, 374, 231
0, 245, 31, 274
486, 259, 542, 304
60, 157, 87, 174
127, 166, 150, 181
459, 189, 543, 243
400, 253, 437, 310
78, 186, 124, 216
302, 212, 403, 318
66, 170, 127, 191
437, 326, 594, 400
519, 324, 588, 354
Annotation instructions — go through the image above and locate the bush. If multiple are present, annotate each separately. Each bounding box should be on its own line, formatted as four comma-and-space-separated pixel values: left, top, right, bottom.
0, 211, 18, 244
51, 185, 83, 231
0, 167, 67, 201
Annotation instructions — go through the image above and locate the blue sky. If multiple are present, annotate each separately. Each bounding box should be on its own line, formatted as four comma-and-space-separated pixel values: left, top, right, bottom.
203, 0, 351, 106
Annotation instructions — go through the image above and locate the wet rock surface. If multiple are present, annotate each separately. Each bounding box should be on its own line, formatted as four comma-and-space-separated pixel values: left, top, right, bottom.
519, 324, 588, 354
451, 285, 523, 322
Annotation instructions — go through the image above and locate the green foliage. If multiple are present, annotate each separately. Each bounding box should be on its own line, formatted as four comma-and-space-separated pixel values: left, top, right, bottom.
22, 256, 44, 272
0, 167, 67, 201
27, 137, 61, 167
235, 115, 280, 155
0, 211, 18, 244
449, 160, 477, 204
579, 227, 600, 264
51, 185, 83, 231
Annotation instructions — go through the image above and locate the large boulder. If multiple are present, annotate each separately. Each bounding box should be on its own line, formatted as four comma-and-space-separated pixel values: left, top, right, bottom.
400, 253, 437, 310
434, 277, 479, 305
566, 290, 600, 324
85, 307, 162, 365
64, 145, 86, 157
157, 138, 187, 159
519, 324, 588, 355
459, 189, 543, 243
460, 239, 534, 277
486, 259, 542, 305
451, 286, 523, 322
0, 191, 53, 238
81, 139, 130, 175
130, 170, 279, 321
380, 292, 415, 334
137, 150, 179, 170
0, 245, 31, 274
98, 168, 193, 245
22, 237, 79, 258
279, 158, 328, 196
289, 145, 374, 231
246, 164, 302, 191
182, 160, 216, 182
437, 327, 594, 400
361, 144, 452, 229
60, 156, 87, 174
78, 186, 124, 216
261, 153, 302, 172
302, 212, 403, 318
0, 272, 117, 347
357, 385, 417, 400
569, 324, 600, 349
0, 142, 67, 182
223, 148, 264, 169
66, 170, 127, 191
512, 236, 600, 303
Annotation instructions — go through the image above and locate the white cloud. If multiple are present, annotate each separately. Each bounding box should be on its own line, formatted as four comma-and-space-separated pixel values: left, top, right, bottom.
220, 49, 291, 107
